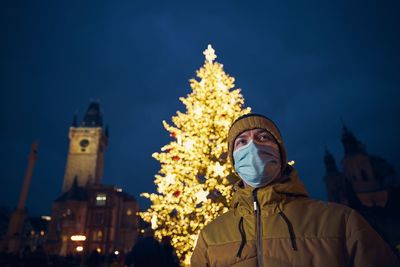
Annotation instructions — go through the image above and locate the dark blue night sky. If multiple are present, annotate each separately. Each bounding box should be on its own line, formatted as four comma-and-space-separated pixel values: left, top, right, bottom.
1, 0, 399, 216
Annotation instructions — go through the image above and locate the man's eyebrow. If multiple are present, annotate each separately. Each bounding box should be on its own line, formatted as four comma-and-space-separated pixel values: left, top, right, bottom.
254, 129, 268, 134
236, 132, 248, 139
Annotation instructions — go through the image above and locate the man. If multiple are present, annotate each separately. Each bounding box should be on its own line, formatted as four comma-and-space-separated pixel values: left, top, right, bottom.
191, 114, 399, 267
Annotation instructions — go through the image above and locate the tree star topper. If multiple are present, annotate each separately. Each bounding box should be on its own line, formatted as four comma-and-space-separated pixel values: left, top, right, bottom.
203, 44, 217, 63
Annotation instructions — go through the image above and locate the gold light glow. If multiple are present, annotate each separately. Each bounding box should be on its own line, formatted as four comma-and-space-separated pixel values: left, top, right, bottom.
96, 195, 107, 201
71, 235, 86, 241
140, 44, 251, 266
41, 216, 51, 221
76, 246, 83, 252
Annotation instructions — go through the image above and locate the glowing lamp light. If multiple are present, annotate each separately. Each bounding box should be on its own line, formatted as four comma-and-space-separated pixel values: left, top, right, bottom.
76, 246, 83, 252
114, 251, 119, 255
96, 247, 102, 253
96, 195, 107, 201
71, 235, 86, 241
41, 216, 51, 221
288, 160, 295, 166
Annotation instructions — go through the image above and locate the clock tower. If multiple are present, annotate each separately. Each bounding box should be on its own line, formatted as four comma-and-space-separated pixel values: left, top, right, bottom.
62, 101, 108, 192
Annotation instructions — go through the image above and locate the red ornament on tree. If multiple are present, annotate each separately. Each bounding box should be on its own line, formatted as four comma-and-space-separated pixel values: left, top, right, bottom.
170, 131, 177, 138
173, 190, 181, 197
172, 156, 180, 161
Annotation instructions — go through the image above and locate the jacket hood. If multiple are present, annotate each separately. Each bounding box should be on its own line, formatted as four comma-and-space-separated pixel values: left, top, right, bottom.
231, 166, 309, 215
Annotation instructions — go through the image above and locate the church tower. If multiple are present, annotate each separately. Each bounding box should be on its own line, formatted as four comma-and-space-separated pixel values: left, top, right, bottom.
340, 124, 380, 193
323, 149, 348, 204
62, 101, 108, 192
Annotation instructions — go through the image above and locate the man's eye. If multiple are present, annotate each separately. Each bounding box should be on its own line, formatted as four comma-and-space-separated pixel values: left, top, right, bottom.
258, 134, 271, 141
236, 139, 247, 146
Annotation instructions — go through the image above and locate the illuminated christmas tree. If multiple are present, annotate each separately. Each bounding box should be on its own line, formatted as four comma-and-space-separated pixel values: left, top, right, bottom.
140, 45, 251, 266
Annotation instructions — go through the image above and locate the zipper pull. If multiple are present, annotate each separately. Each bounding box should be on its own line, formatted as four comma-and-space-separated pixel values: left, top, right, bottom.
252, 189, 259, 212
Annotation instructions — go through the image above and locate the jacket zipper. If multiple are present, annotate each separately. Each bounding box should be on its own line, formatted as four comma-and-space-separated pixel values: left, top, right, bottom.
252, 189, 263, 267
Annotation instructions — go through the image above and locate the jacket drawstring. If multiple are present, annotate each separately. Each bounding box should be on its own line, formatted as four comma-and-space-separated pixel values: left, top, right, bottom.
236, 216, 246, 258
278, 206, 298, 251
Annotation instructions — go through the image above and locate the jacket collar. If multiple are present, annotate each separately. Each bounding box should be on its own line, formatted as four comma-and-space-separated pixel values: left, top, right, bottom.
231, 167, 309, 215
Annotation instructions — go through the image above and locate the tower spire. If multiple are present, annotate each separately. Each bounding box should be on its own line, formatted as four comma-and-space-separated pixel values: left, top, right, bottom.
324, 149, 338, 174
105, 124, 109, 138
81, 101, 103, 127
340, 120, 366, 155
72, 111, 78, 127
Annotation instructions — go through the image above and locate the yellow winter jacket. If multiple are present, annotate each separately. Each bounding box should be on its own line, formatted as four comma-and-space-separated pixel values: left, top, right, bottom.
191, 168, 399, 267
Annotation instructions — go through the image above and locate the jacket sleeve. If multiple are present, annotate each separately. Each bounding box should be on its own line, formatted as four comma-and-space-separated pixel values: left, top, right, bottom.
191, 231, 209, 267
345, 209, 399, 267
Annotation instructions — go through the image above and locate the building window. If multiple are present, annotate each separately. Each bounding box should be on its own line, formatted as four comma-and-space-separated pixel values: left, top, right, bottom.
93, 230, 103, 241
96, 194, 107, 206
93, 212, 105, 225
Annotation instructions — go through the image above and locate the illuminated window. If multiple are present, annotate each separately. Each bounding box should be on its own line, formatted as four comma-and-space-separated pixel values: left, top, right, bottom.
96, 194, 107, 206
93, 230, 103, 241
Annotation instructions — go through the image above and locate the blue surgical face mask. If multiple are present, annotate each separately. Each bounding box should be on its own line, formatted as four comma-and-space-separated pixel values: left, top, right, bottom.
233, 140, 281, 188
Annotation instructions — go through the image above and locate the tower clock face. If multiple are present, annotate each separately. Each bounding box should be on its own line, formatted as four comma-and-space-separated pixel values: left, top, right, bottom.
80, 139, 90, 148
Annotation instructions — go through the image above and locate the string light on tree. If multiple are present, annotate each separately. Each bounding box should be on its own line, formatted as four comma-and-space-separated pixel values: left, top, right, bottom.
195, 188, 208, 204
140, 44, 251, 266
165, 174, 176, 185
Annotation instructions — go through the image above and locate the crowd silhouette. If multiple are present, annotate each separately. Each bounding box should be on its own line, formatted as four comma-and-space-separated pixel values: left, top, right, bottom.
0, 228, 180, 267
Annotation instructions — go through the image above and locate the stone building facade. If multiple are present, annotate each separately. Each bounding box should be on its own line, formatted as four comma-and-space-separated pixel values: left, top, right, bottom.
323, 124, 400, 253
46, 102, 139, 255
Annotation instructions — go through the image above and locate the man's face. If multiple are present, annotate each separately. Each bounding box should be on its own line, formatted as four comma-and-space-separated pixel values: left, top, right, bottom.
233, 128, 279, 152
